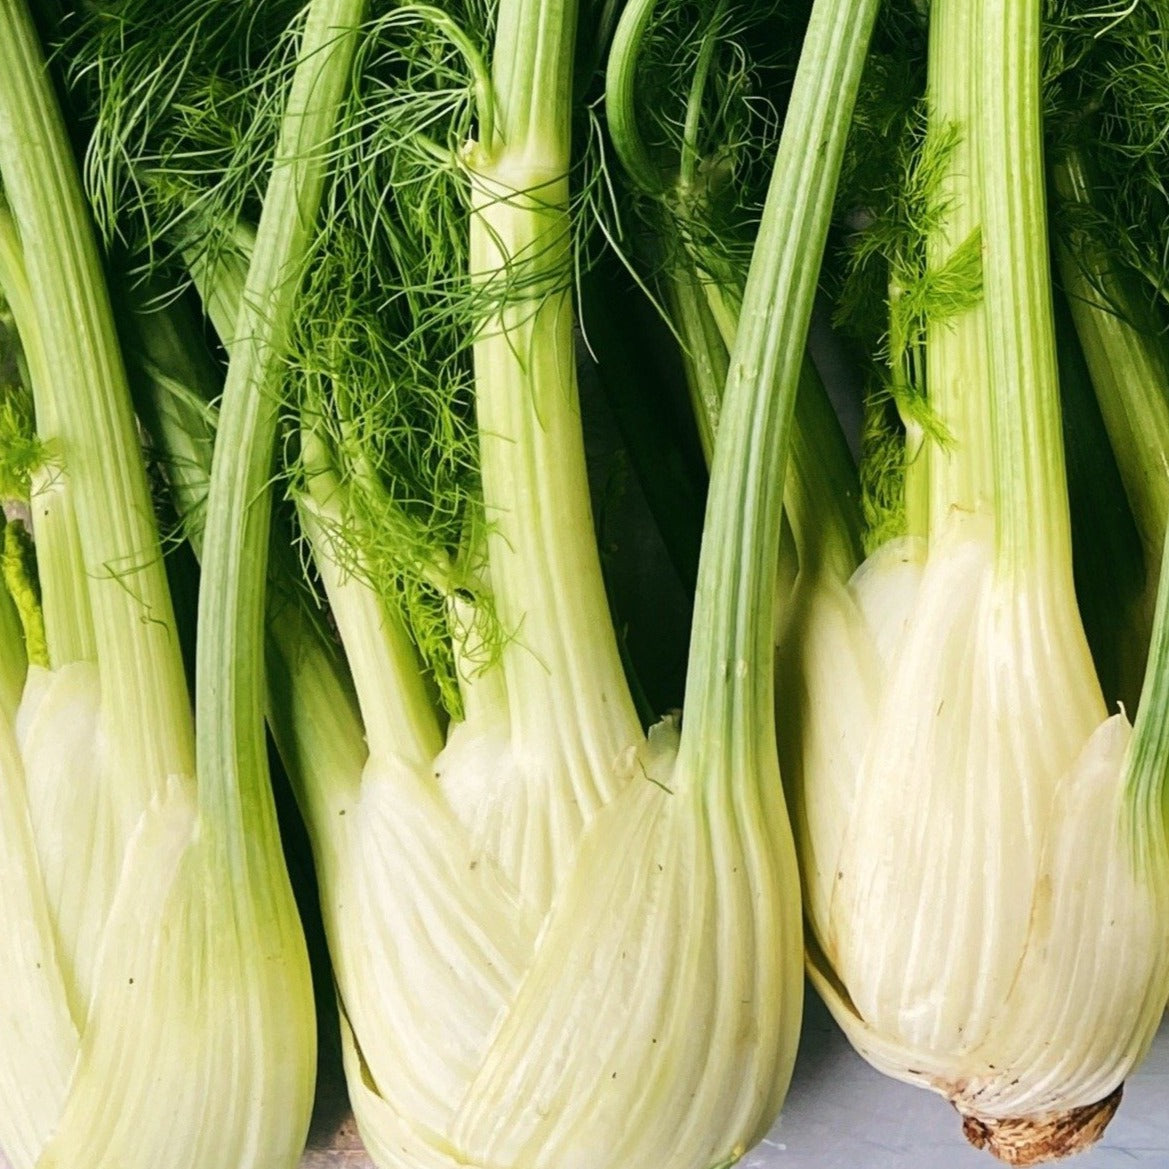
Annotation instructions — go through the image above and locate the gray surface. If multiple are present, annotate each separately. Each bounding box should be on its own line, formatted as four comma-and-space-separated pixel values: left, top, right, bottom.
743, 990, 1169, 1168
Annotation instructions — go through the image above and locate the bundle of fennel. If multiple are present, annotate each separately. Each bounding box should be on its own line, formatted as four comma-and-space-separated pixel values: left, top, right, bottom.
3, 0, 1169, 1165
2, 0, 871, 1162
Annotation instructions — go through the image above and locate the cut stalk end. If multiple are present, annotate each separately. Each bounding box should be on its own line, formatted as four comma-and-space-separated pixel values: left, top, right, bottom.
959, 1084, 1123, 1165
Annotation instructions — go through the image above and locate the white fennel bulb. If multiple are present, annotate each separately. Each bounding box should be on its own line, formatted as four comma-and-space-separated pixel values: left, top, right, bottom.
787, 513, 1169, 1160
0, 1, 369, 1163
779, 0, 1169, 1161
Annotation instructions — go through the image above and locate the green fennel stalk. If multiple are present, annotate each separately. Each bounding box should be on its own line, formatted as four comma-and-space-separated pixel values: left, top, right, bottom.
1049, 146, 1169, 705
603, 0, 864, 588
192, 0, 364, 880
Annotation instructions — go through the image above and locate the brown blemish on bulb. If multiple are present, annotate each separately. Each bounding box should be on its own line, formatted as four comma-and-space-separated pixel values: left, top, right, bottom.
958, 1083, 1123, 1165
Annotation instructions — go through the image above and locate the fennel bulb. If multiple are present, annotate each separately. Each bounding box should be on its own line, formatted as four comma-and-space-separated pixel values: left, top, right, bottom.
290, 112, 802, 1167
789, 514, 1169, 1160
784, 0, 1169, 1160
0, 1, 360, 1163
0, 659, 310, 1169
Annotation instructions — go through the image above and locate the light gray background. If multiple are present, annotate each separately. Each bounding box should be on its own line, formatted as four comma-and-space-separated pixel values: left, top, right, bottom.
742, 989, 1169, 1169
